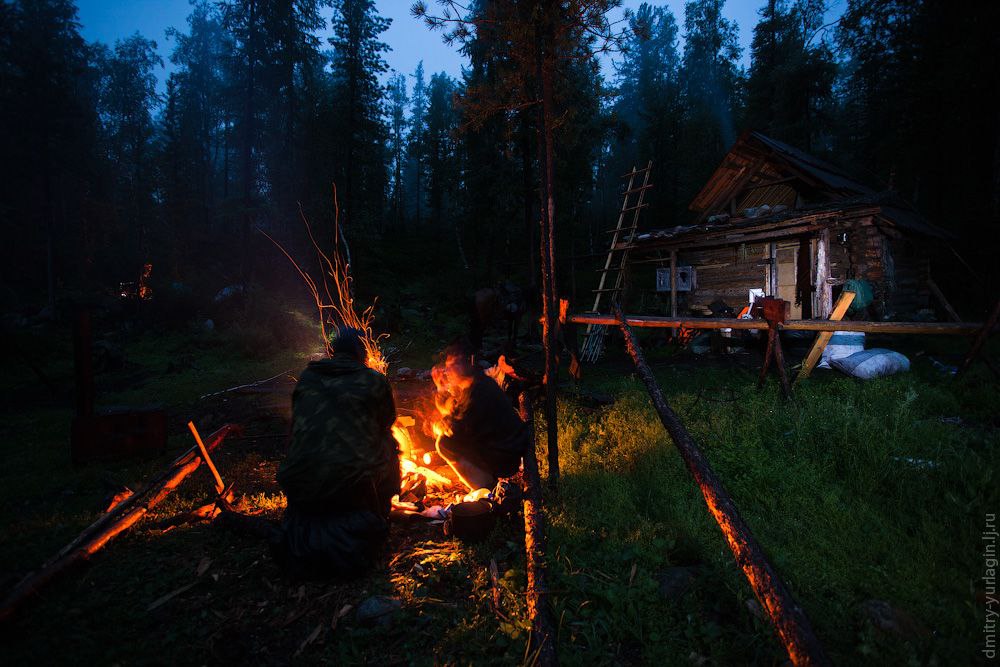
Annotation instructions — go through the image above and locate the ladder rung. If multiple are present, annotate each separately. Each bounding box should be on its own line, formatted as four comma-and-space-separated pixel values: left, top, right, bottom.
591, 287, 622, 293
621, 184, 654, 196
621, 166, 652, 178
605, 226, 637, 234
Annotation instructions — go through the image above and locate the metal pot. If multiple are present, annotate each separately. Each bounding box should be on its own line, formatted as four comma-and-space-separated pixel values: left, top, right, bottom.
445, 499, 496, 542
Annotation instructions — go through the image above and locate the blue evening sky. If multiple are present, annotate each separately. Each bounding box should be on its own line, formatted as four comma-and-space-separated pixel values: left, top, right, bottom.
75, 1, 845, 97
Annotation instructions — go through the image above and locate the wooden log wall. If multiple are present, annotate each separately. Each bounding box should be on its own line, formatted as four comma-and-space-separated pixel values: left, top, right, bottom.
656, 213, 935, 319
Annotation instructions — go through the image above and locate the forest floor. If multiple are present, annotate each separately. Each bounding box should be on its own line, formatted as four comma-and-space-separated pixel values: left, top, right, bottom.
1, 308, 997, 665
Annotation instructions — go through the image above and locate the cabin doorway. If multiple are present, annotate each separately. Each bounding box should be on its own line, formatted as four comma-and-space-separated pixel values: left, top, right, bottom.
771, 241, 804, 319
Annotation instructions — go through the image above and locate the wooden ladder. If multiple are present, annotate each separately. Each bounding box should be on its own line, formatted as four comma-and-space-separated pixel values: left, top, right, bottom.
580, 161, 653, 362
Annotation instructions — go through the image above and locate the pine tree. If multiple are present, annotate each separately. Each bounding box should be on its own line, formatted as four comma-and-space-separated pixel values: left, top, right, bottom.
407, 61, 428, 226
415, 0, 626, 490
0, 0, 98, 307
328, 0, 391, 230
387, 73, 409, 228
744, 0, 835, 151
677, 0, 742, 197
93, 34, 163, 264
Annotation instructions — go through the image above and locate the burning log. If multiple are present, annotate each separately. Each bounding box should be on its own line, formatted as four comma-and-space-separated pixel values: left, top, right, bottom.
613, 303, 829, 667
0, 424, 239, 624
188, 421, 226, 494
518, 392, 557, 667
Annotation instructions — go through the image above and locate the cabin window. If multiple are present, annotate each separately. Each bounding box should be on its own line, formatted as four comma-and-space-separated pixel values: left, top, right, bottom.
656, 267, 695, 292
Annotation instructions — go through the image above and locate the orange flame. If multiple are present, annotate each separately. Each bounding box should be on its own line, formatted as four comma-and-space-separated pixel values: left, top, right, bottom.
484, 354, 515, 390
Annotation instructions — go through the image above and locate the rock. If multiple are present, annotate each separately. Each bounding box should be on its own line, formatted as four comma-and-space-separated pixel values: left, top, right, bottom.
355, 595, 401, 626
859, 599, 930, 639
744, 598, 765, 621
396, 367, 415, 379
655, 566, 698, 600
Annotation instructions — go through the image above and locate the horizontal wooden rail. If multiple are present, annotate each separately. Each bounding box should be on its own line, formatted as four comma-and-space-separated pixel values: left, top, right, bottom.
569, 313, 988, 336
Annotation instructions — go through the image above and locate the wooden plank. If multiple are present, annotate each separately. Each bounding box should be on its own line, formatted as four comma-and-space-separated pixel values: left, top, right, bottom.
795, 291, 856, 383
780, 320, 987, 334
568, 313, 989, 335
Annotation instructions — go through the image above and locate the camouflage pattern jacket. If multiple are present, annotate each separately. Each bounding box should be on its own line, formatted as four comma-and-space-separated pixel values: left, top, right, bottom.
277, 354, 398, 509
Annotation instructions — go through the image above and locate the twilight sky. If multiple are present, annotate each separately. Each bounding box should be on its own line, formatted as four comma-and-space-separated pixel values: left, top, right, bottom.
75, 0, 845, 96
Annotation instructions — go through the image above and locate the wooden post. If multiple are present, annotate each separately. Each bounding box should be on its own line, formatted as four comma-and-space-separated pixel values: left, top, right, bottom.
519, 393, 557, 667
613, 304, 829, 667
957, 297, 1000, 378
795, 290, 856, 383
797, 236, 813, 319
816, 230, 831, 318
769, 242, 778, 296
670, 250, 678, 318
755, 298, 792, 399
73, 310, 94, 418
927, 279, 961, 323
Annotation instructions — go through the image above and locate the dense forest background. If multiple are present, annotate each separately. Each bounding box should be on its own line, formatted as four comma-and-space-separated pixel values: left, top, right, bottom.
1, 0, 997, 324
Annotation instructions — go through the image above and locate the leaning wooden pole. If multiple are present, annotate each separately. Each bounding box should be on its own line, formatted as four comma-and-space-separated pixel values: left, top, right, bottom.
957, 297, 1000, 378
613, 304, 829, 667
519, 392, 557, 667
0, 424, 239, 624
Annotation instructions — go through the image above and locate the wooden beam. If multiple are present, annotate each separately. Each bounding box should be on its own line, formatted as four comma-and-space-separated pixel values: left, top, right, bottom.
781, 320, 987, 334
957, 298, 1000, 379
613, 304, 830, 667
816, 230, 831, 317
569, 313, 989, 335
927, 279, 961, 322
795, 291, 856, 383
670, 250, 678, 318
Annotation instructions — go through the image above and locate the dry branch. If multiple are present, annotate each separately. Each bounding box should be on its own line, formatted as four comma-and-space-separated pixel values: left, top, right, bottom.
613, 304, 829, 667
519, 392, 557, 667
0, 424, 239, 624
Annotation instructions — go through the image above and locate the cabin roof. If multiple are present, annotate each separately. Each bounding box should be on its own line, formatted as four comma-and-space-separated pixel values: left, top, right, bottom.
633, 192, 953, 251
689, 131, 877, 216
633, 131, 953, 249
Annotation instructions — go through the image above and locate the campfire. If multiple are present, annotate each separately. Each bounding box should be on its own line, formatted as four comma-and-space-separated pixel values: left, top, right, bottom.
390, 353, 506, 511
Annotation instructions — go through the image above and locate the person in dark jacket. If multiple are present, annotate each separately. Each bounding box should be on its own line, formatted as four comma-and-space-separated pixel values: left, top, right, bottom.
433, 345, 529, 490
272, 327, 400, 579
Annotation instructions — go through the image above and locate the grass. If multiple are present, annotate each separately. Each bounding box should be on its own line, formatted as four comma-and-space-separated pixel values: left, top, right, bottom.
535, 340, 999, 664
1, 309, 997, 665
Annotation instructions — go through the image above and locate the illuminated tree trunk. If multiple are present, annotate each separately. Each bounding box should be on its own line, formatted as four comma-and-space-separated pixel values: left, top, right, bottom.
535, 12, 559, 489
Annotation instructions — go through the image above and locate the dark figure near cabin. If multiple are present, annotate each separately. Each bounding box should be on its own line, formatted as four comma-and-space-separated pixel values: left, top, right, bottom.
272, 327, 400, 579
469, 281, 527, 352
435, 343, 530, 490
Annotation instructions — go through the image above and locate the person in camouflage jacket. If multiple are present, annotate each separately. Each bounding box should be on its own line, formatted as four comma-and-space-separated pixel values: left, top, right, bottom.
272, 328, 400, 579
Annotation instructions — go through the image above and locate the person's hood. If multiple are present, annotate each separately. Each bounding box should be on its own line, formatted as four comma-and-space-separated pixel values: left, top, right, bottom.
305, 352, 368, 377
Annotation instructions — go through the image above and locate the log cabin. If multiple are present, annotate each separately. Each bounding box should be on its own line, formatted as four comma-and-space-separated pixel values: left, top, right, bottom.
627, 131, 952, 320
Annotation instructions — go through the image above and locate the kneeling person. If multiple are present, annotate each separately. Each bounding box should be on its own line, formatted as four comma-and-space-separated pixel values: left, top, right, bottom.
434, 348, 529, 490
274, 328, 399, 579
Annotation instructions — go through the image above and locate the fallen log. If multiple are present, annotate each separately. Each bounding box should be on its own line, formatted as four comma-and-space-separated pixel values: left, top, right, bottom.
0, 424, 239, 624
614, 304, 829, 667
519, 392, 557, 667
